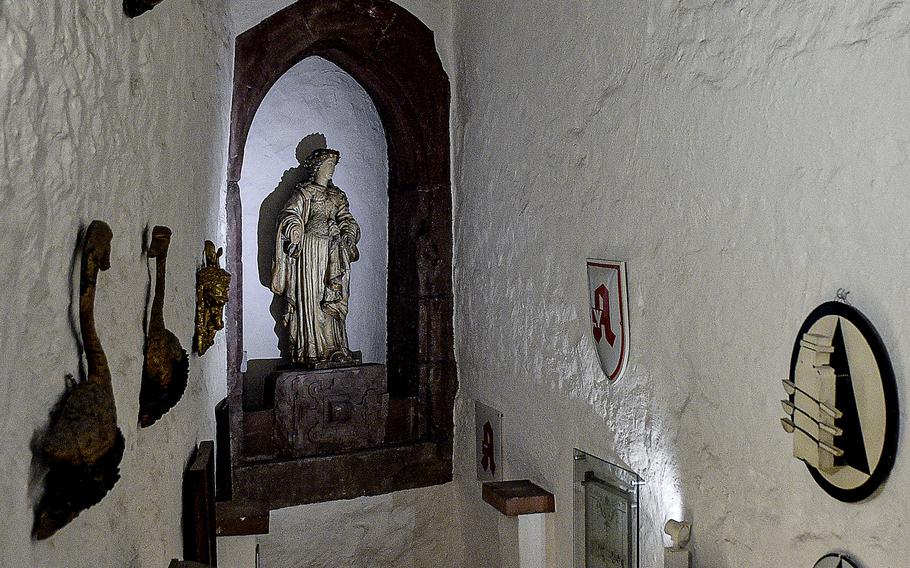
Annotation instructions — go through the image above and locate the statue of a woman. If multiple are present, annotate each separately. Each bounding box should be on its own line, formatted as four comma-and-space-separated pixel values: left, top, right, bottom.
271, 149, 361, 366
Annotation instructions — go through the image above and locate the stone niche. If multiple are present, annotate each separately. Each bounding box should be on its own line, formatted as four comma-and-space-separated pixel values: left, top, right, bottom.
222, 0, 455, 512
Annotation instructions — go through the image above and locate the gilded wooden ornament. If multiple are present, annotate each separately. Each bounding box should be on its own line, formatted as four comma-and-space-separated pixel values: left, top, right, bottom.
139, 226, 189, 428
194, 241, 230, 356
34, 221, 125, 539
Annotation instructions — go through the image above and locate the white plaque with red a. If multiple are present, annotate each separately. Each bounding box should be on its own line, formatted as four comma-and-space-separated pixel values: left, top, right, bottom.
586, 259, 630, 382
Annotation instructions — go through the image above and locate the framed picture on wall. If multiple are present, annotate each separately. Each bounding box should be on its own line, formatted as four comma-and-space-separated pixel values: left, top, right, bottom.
584, 472, 634, 568
574, 449, 640, 568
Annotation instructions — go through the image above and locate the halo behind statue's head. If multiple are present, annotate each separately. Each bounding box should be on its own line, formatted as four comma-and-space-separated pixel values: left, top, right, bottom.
304, 148, 341, 180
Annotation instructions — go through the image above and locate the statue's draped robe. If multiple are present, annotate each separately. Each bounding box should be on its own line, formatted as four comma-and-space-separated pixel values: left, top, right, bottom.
271, 182, 360, 363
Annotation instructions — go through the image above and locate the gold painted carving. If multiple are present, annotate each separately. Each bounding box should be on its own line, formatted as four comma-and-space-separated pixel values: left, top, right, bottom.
194, 241, 231, 356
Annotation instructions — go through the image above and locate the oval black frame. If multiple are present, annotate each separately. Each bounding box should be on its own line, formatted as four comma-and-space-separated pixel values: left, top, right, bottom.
789, 301, 900, 503
814, 552, 859, 568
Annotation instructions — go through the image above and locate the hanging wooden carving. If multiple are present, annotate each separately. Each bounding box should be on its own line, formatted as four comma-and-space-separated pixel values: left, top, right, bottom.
139, 226, 189, 427
34, 221, 125, 539
780, 301, 899, 502
124, 0, 166, 18
194, 241, 231, 356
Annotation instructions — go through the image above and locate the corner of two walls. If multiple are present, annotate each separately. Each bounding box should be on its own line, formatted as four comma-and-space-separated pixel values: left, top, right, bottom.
0, 1, 233, 565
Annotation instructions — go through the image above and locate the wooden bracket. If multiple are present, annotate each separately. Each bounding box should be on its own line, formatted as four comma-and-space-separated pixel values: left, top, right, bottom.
482, 480, 555, 517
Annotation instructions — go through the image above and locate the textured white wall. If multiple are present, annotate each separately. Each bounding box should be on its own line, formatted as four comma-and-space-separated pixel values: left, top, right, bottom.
241, 56, 388, 363
259, 484, 462, 568
0, 1, 232, 567
452, 1, 910, 567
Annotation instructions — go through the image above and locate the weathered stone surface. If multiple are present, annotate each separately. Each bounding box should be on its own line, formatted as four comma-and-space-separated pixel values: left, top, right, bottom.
215, 501, 270, 537
418, 298, 455, 364
385, 397, 420, 445
272, 365, 388, 458
421, 363, 457, 447
241, 410, 275, 461
232, 442, 452, 511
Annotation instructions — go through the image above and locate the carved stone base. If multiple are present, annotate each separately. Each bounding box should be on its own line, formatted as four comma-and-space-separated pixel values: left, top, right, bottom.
301, 351, 363, 371
273, 364, 388, 459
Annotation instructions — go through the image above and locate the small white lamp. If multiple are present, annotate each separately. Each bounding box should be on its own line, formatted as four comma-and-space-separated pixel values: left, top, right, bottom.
664, 519, 691, 568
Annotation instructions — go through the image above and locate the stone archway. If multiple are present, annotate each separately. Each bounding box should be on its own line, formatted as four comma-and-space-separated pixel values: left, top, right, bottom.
223, 0, 456, 508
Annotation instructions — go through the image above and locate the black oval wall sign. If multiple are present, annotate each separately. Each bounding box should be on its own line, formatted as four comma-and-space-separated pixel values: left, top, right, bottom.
784, 301, 899, 502
814, 553, 859, 568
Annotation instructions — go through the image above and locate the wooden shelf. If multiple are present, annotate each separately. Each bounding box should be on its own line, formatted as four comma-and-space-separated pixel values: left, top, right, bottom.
215, 501, 270, 537
482, 480, 555, 517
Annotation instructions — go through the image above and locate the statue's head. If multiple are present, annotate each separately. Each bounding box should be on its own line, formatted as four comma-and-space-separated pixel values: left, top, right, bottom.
304, 148, 341, 183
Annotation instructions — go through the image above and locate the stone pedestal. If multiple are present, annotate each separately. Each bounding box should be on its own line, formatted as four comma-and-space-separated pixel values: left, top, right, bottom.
273, 364, 388, 458
664, 548, 691, 568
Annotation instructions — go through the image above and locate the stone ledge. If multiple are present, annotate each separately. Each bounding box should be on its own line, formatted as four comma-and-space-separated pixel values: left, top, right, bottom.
232, 442, 452, 511
215, 501, 270, 537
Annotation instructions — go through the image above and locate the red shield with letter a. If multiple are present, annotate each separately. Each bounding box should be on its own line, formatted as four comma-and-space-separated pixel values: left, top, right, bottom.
586, 259, 630, 382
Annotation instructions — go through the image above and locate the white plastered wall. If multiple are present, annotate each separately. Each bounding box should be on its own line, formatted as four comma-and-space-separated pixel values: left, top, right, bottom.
0, 1, 232, 566
240, 56, 388, 364
452, 1, 910, 567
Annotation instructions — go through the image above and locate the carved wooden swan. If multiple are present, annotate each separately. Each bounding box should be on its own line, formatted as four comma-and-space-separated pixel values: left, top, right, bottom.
139, 226, 189, 427
35, 221, 125, 539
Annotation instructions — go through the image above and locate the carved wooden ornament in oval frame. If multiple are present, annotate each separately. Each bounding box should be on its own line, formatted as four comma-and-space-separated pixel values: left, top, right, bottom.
782, 301, 899, 503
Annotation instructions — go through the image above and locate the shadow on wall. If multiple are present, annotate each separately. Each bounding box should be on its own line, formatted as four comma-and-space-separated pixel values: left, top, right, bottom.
257, 133, 328, 359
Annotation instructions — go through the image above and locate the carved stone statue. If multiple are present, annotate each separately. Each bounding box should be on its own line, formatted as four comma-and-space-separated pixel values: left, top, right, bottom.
271, 149, 361, 367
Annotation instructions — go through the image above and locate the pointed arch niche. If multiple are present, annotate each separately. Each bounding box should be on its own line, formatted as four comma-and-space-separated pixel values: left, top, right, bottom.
222, 0, 455, 509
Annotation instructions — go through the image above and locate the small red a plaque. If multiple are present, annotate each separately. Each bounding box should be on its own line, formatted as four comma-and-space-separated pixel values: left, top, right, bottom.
586, 259, 630, 382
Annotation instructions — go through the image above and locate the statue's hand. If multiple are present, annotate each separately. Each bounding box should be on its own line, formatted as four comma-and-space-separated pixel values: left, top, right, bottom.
288, 225, 302, 245
284, 241, 301, 258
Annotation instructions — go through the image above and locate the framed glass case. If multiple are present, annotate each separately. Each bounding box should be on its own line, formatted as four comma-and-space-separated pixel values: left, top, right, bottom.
573, 449, 642, 568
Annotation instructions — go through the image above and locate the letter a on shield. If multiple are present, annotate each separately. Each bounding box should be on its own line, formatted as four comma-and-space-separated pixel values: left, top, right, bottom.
586, 259, 630, 382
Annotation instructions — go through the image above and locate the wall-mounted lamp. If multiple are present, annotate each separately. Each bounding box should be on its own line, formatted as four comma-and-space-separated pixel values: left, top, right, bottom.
664, 519, 691, 568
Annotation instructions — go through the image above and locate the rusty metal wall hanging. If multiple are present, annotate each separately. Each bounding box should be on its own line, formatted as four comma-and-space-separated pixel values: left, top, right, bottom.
139, 226, 189, 427
194, 241, 230, 356
34, 221, 125, 539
